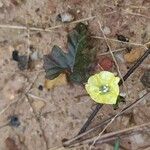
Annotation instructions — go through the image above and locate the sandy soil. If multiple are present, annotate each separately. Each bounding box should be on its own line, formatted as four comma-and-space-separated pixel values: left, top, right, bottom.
0, 0, 150, 150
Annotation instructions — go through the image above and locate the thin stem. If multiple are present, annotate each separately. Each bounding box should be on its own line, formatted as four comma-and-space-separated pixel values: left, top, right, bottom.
119, 48, 150, 85
78, 104, 103, 135
73, 122, 150, 147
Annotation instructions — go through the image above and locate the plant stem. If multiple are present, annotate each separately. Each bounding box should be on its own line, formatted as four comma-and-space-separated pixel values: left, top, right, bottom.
77, 48, 150, 135
78, 104, 103, 135
114, 137, 120, 150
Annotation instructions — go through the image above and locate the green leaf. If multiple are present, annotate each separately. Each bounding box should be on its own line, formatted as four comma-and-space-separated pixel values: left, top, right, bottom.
114, 138, 120, 150
44, 23, 92, 83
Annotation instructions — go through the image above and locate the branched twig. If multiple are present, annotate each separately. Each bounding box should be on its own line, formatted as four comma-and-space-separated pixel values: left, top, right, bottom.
74, 122, 150, 147
98, 20, 126, 91
92, 36, 148, 49
122, 9, 150, 19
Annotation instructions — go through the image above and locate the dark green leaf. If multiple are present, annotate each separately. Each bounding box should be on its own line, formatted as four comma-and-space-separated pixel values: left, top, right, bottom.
44, 23, 92, 83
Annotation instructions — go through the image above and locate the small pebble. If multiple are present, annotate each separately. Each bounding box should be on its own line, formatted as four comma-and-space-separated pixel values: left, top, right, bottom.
38, 85, 43, 91
120, 92, 126, 98
57, 12, 74, 23
18, 55, 28, 70
30, 51, 38, 60
9, 116, 20, 127
76, 9, 80, 13
103, 26, 111, 35
12, 50, 19, 61
99, 57, 114, 71
116, 34, 129, 42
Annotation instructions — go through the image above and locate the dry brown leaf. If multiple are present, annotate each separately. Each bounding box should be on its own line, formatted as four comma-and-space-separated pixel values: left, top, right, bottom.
124, 48, 143, 63
44, 73, 67, 90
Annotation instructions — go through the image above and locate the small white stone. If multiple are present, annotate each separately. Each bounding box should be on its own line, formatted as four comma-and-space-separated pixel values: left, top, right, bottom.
30, 51, 38, 60
58, 12, 74, 23
120, 92, 126, 98
103, 26, 111, 35
77, 9, 80, 13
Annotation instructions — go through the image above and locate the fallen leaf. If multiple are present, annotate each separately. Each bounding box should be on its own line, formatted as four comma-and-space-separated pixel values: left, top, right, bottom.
124, 48, 142, 63
44, 73, 67, 90
44, 23, 93, 84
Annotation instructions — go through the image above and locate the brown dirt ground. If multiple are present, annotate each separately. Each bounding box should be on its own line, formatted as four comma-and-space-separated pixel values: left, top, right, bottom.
0, 0, 150, 150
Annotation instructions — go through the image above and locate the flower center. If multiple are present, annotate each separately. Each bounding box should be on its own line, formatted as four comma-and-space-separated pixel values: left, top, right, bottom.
99, 85, 110, 93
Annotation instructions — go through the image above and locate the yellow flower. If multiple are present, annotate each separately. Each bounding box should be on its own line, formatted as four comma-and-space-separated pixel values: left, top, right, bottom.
85, 71, 120, 104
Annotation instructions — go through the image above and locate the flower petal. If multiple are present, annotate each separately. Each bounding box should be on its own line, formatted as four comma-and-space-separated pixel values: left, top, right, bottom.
99, 71, 115, 84
110, 76, 120, 85
94, 92, 118, 104
87, 73, 103, 87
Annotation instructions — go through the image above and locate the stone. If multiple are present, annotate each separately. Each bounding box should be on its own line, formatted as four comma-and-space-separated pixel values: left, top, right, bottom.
116, 34, 129, 42
98, 57, 114, 71
30, 51, 38, 60
9, 115, 20, 127
57, 12, 74, 23
18, 55, 28, 70
103, 26, 111, 35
